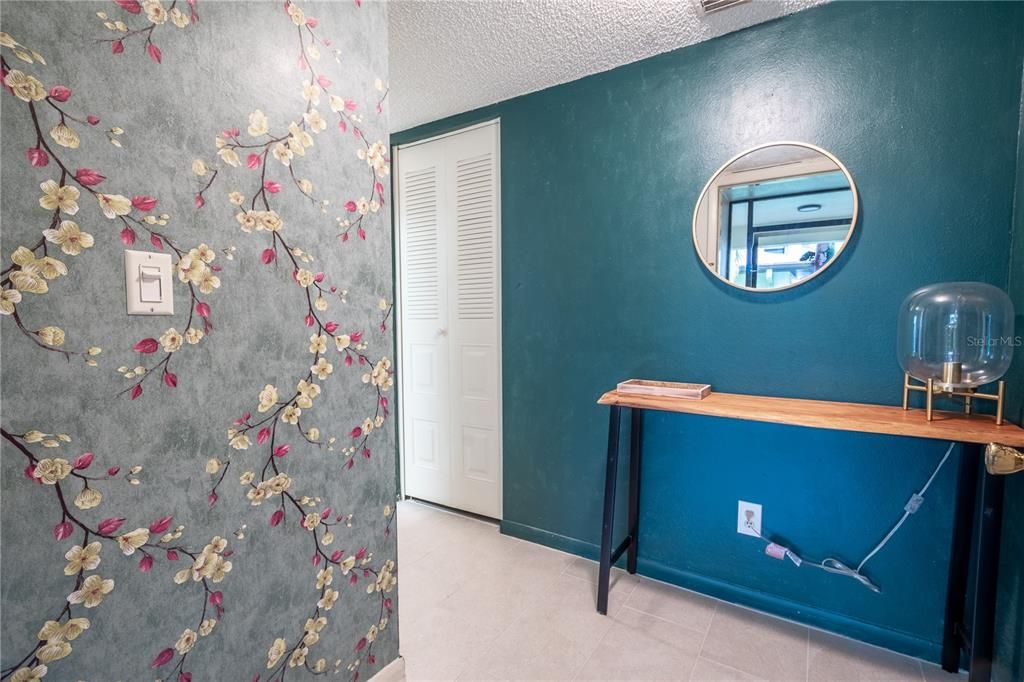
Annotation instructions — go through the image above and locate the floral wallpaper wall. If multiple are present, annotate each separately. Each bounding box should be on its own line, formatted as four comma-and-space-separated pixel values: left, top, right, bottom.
0, 1, 397, 680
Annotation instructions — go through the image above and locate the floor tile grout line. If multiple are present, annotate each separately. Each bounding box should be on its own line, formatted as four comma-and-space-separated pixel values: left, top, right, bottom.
687, 603, 718, 681
619, 603, 713, 637
805, 627, 811, 682
568, 574, 643, 681
692, 654, 763, 681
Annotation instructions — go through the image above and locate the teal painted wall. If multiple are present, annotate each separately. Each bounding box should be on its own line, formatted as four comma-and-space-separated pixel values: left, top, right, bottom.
394, 0, 1024, 668
994, 66, 1024, 682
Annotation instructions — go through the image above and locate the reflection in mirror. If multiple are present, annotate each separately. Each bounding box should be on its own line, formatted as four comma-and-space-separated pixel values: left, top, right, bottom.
693, 143, 857, 292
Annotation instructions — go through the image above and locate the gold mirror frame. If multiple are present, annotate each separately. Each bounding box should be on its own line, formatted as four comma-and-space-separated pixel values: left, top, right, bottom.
691, 141, 859, 293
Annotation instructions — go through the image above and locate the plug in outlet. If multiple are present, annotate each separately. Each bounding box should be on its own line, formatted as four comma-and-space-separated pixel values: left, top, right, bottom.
737, 500, 762, 537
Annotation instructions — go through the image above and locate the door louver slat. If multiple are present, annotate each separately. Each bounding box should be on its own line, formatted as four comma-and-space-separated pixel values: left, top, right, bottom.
455, 153, 496, 321
402, 167, 440, 320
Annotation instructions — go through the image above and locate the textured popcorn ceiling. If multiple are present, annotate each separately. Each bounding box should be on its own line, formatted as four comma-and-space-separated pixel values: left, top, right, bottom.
388, 0, 828, 132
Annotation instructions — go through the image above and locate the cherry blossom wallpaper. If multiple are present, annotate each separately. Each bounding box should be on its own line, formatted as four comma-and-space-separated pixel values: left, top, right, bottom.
0, 1, 397, 680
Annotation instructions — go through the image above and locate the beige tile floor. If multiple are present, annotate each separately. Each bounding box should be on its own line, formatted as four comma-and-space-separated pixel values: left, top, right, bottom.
395, 500, 962, 682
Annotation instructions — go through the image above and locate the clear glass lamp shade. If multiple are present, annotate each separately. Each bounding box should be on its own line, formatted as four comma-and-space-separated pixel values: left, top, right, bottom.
897, 282, 1015, 390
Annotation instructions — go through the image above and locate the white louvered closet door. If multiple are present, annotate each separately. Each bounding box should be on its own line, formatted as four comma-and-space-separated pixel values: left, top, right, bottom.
397, 121, 501, 518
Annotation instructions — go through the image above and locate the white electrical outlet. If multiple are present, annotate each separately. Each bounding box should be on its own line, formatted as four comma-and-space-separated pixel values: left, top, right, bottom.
737, 500, 762, 537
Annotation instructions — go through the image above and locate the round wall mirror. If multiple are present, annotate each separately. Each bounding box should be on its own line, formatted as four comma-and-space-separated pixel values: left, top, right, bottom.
692, 142, 858, 292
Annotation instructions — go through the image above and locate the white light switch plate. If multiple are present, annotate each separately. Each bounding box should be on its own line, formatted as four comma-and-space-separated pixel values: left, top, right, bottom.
124, 249, 174, 315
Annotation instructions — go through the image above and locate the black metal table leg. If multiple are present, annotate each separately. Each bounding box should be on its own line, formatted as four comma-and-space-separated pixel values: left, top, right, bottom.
627, 409, 643, 574
597, 405, 622, 615
968, 467, 1005, 682
942, 444, 979, 672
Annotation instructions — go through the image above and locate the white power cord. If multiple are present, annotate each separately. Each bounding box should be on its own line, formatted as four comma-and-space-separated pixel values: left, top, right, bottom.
747, 441, 956, 594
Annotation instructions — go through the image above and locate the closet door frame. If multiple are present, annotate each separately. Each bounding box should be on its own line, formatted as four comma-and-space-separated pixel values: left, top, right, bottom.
394, 118, 503, 518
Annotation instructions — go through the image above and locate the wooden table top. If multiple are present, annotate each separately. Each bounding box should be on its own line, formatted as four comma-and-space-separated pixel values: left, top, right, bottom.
597, 390, 1024, 447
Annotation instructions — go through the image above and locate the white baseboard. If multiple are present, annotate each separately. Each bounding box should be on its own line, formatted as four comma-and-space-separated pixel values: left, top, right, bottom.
370, 655, 405, 682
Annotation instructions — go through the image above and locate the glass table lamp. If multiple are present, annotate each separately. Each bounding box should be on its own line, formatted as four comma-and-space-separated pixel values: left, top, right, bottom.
898, 282, 1014, 424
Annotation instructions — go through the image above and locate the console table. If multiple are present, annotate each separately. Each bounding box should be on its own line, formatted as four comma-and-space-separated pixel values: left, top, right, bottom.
595, 389, 1024, 681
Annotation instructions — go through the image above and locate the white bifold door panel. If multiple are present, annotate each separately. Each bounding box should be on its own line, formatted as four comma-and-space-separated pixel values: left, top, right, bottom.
397, 121, 502, 519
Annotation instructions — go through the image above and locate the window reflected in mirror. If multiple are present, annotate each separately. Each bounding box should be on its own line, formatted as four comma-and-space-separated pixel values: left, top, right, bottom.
693, 143, 858, 292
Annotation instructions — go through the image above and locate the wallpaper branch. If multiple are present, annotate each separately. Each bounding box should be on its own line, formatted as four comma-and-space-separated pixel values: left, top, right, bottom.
0, 2, 397, 680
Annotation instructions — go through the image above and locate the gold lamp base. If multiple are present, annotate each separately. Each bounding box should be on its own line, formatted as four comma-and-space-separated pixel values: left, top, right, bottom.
901, 372, 1006, 425
986, 443, 1024, 475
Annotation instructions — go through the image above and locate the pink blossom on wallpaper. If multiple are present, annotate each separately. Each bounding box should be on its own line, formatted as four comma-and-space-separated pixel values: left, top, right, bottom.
86, 114, 101, 125
98, 517, 126, 535
26, 147, 49, 167
270, 509, 284, 527
48, 85, 72, 101
134, 338, 160, 354
256, 427, 271, 445
114, 0, 142, 14
246, 153, 262, 169
151, 648, 174, 668
317, 74, 331, 88
147, 43, 162, 64
132, 195, 158, 211
53, 521, 73, 541
149, 516, 174, 534
163, 370, 177, 388
120, 226, 137, 246
195, 302, 210, 318
273, 444, 290, 457
260, 248, 276, 264
139, 554, 154, 572
73, 452, 94, 469
150, 233, 163, 249
74, 167, 106, 186
130, 384, 144, 400
111, 40, 124, 54
263, 180, 281, 193
107, 466, 120, 476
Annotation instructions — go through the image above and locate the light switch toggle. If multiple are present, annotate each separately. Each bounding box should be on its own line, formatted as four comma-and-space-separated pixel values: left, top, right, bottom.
139, 265, 163, 303
124, 249, 174, 316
